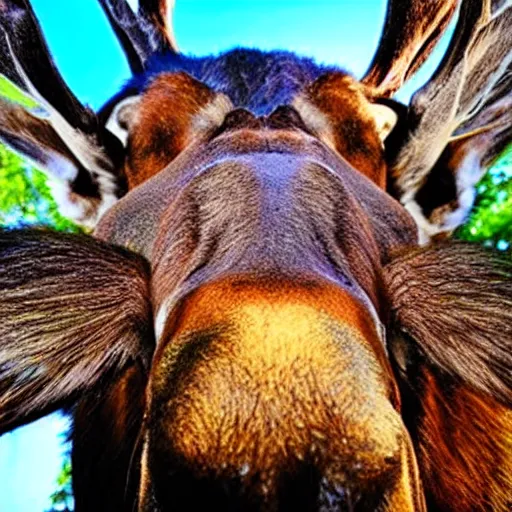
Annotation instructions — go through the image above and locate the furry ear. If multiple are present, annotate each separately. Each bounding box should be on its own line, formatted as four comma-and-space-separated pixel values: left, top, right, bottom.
0, 229, 154, 434
368, 103, 398, 142
383, 241, 512, 406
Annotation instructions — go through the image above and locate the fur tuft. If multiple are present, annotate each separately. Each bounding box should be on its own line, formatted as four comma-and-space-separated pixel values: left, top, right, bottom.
383, 241, 512, 405
0, 229, 154, 433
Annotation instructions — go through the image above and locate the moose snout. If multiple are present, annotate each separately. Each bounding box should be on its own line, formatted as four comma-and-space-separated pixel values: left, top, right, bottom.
141, 277, 423, 511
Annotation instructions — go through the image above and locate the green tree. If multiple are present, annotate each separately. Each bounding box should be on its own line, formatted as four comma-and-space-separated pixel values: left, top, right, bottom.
0, 77, 79, 232
0, 145, 80, 232
47, 460, 73, 512
457, 145, 512, 250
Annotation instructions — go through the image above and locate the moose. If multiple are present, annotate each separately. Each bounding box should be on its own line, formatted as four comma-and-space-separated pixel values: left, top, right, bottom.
0, 0, 511, 510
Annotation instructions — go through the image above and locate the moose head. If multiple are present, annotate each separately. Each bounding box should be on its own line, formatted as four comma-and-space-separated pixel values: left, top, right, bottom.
0, 0, 511, 510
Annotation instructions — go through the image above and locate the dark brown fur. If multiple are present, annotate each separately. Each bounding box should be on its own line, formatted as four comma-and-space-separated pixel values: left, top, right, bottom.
383, 241, 512, 404
127, 73, 218, 187
0, 229, 153, 433
416, 370, 512, 511
383, 242, 512, 510
299, 72, 387, 187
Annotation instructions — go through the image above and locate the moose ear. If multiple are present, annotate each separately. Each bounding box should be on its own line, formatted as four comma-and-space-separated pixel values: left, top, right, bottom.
0, 229, 154, 435
383, 241, 512, 406
368, 103, 398, 142
384, 240, 512, 510
105, 96, 141, 147
0, 0, 126, 228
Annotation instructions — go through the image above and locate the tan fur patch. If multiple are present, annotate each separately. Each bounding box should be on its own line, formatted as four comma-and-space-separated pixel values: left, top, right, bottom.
146, 277, 414, 501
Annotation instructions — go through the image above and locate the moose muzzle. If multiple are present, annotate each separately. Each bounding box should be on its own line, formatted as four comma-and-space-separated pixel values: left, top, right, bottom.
139, 276, 425, 511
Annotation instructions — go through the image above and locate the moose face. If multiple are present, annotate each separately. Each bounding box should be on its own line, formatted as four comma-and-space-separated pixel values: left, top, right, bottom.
95, 69, 421, 509
0, 1, 511, 511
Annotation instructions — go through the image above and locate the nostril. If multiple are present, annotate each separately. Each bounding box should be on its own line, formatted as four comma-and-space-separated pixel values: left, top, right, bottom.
277, 462, 388, 512
151, 460, 387, 512
152, 465, 264, 511
277, 461, 321, 511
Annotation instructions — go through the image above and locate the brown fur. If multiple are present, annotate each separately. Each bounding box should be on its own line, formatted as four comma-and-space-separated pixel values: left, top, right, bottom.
0, 1, 510, 510
383, 241, 512, 405
384, 242, 512, 510
73, 363, 147, 511
144, 276, 422, 510
0, 229, 153, 433
127, 73, 218, 187
295, 72, 387, 187
416, 369, 512, 511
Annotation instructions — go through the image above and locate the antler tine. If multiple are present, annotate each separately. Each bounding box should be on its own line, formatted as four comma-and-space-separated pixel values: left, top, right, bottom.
0, 0, 96, 131
362, 0, 459, 96
98, 0, 177, 75
0, 0, 127, 227
392, 0, 511, 199
449, 59, 511, 168
457, 94, 512, 166
139, 0, 178, 53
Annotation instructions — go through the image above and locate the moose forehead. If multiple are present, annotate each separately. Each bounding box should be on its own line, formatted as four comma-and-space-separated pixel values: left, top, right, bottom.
97, 59, 416, 269
103, 51, 397, 187
107, 49, 335, 118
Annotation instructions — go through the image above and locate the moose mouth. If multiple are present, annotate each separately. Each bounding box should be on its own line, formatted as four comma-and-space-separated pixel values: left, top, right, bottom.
144, 463, 391, 511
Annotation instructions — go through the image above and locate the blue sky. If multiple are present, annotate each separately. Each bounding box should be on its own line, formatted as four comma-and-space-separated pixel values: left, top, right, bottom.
25, 0, 451, 110
0, 1, 452, 511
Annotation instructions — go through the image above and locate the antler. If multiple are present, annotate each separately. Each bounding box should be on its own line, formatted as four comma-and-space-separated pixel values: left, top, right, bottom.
98, 0, 178, 75
362, 0, 460, 96
391, 0, 512, 200
0, 0, 97, 131
0, 0, 125, 227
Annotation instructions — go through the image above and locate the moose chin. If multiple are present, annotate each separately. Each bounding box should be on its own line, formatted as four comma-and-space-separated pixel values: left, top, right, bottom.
0, 0, 511, 511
